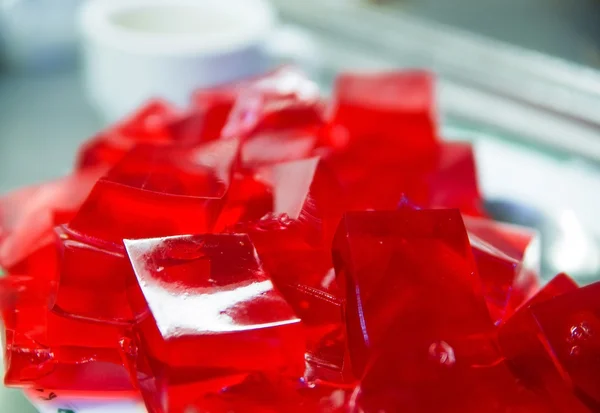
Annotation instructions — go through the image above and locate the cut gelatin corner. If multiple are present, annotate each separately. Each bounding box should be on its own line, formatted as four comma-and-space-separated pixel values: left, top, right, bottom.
0, 67, 598, 413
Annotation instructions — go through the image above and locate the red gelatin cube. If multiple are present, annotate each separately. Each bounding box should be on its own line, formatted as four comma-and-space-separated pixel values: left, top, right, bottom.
417, 142, 484, 216
191, 83, 246, 143
124, 234, 305, 412
5, 339, 132, 392
355, 346, 553, 413
465, 217, 541, 324
464, 215, 538, 262
332, 209, 491, 378
189, 68, 298, 142
498, 273, 592, 412
1, 274, 55, 350
257, 157, 345, 243
229, 158, 348, 380
222, 67, 323, 139
1, 276, 131, 391
189, 373, 349, 413
324, 139, 482, 215
110, 100, 179, 142
328, 70, 437, 152
70, 140, 238, 243
235, 213, 346, 382
0, 167, 105, 271
76, 100, 181, 169
52, 225, 134, 323
212, 169, 274, 232
528, 281, 600, 410
333, 209, 550, 412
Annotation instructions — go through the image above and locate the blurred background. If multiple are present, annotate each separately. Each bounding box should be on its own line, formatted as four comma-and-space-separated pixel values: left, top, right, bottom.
1, 0, 600, 411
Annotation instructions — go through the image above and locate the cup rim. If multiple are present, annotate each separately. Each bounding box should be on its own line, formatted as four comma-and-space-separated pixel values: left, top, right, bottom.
79, 0, 276, 56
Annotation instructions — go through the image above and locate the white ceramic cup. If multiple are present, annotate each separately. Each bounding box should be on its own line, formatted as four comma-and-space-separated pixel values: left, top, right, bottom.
78, 0, 277, 123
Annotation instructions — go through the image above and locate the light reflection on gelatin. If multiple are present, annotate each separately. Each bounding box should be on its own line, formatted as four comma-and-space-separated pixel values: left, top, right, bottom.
568, 321, 592, 343
124, 235, 302, 340
428, 341, 456, 367
145, 278, 298, 338
567, 320, 592, 357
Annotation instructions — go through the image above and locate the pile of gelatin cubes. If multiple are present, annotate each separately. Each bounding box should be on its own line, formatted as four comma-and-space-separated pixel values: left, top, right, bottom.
0, 68, 599, 413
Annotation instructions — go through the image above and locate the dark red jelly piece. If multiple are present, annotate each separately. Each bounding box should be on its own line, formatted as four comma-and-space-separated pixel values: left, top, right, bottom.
498, 274, 592, 412
332, 209, 550, 412
511, 281, 600, 411
332, 209, 491, 378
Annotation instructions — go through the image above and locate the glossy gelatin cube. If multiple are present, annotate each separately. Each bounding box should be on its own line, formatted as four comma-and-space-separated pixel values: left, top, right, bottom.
76, 100, 181, 169
329, 70, 437, 152
124, 234, 305, 412
465, 217, 541, 324
498, 273, 593, 412
70, 139, 239, 243
332, 209, 491, 378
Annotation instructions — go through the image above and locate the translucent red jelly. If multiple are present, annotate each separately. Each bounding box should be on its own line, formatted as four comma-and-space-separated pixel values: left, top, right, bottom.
124, 234, 304, 413
0, 68, 598, 413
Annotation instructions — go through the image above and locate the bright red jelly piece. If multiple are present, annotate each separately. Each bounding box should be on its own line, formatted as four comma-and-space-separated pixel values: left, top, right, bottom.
190, 79, 248, 143
464, 215, 538, 260
70, 139, 238, 243
0, 167, 105, 273
54, 140, 238, 323
465, 216, 541, 324
123, 234, 305, 413
327, 70, 437, 153
354, 344, 553, 413
223, 67, 323, 140
52, 225, 135, 323
332, 209, 492, 379
529, 282, 600, 410
332, 210, 550, 412
5, 325, 132, 392
191, 67, 323, 152
0, 275, 56, 354
500, 278, 600, 412
76, 100, 181, 169
498, 273, 593, 412
77, 97, 235, 170
212, 168, 274, 232
201, 69, 325, 229
324, 135, 483, 214
233, 212, 346, 383
228, 158, 349, 382
1, 275, 132, 392
415, 142, 484, 216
